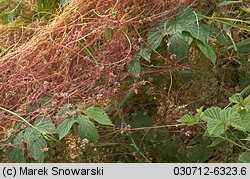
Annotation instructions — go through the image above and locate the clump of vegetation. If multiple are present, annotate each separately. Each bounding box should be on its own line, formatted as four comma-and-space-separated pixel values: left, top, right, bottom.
0, 0, 250, 162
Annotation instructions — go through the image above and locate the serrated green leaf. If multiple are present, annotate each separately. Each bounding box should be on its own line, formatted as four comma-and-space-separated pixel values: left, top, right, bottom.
203, 107, 243, 135
222, 108, 243, 129
177, 114, 199, 126
229, 94, 244, 104
197, 41, 216, 64
56, 117, 77, 140
8, 131, 26, 162
34, 116, 55, 133
147, 22, 166, 49
207, 119, 226, 136
241, 113, 250, 132
183, 24, 211, 45
23, 127, 41, 142
139, 46, 152, 62
128, 59, 141, 75
203, 107, 226, 135
84, 107, 112, 125
169, 32, 189, 60
27, 136, 46, 162
76, 114, 99, 142
238, 152, 250, 163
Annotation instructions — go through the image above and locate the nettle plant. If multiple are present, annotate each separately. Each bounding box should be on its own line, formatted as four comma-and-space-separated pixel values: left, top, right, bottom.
1, 104, 113, 162
138, 6, 230, 64
177, 85, 250, 163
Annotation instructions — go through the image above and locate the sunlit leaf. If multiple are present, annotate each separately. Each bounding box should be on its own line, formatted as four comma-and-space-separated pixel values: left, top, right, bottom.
238, 152, 250, 163
203, 107, 243, 136
177, 114, 199, 126
229, 94, 244, 104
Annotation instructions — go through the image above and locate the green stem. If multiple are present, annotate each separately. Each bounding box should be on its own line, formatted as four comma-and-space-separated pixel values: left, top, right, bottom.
0, 106, 60, 144
129, 135, 151, 163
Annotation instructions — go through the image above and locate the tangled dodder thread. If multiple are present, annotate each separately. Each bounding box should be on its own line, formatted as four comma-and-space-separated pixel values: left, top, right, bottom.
0, 0, 184, 127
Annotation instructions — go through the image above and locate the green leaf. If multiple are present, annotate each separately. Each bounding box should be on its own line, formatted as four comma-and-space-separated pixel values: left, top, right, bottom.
139, 46, 152, 62
84, 107, 112, 125
241, 113, 250, 132
76, 114, 99, 142
169, 32, 189, 60
56, 105, 78, 139
229, 94, 244, 104
147, 22, 166, 50
203, 107, 226, 135
183, 24, 211, 45
203, 107, 243, 136
131, 112, 153, 128
164, 6, 216, 64
238, 152, 250, 163
227, 38, 250, 52
23, 127, 41, 142
177, 114, 199, 126
222, 108, 243, 129
27, 136, 46, 162
56, 117, 77, 140
128, 59, 141, 75
217, 1, 241, 7
8, 131, 26, 162
179, 70, 193, 82
186, 136, 213, 162
183, 32, 193, 46
197, 41, 216, 64
207, 137, 224, 147
34, 116, 55, 133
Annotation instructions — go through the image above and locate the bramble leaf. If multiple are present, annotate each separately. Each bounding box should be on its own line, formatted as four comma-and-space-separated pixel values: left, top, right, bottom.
177, 114, 199, 126
76, 114, 99, 143
84, 107, 112, 125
